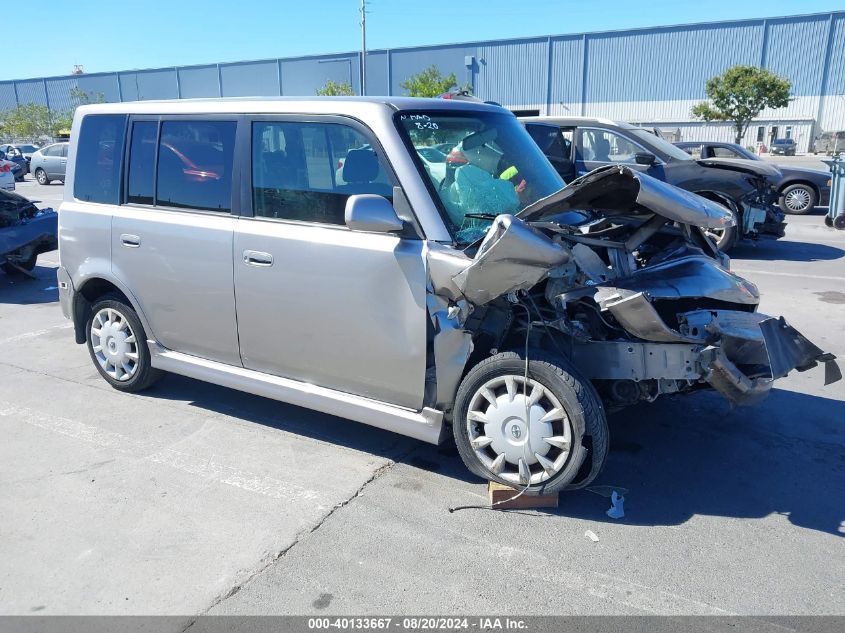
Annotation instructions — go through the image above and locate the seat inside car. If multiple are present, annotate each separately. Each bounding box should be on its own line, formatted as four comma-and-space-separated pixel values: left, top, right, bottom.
337, 148, 392, 197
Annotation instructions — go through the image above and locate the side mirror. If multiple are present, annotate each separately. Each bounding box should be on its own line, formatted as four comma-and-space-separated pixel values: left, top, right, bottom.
634, 152, 656, 166
345, 194, 404, 233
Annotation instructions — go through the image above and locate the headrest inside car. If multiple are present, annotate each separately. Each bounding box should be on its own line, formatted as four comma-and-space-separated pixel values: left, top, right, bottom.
342, 148, 379, 183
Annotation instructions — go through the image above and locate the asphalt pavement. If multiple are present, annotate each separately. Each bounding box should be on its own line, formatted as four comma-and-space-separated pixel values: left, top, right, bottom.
1, 179, 843, 621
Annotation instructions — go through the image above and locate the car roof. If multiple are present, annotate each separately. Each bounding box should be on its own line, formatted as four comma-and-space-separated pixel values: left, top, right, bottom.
75, 96, 507, 118
677, 141, 738, 146
518, 115, 637, 129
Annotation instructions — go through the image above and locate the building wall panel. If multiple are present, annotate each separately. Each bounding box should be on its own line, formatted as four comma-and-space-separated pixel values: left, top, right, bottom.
76, 74, 121, 103
45, 78, 78, 112
389, 45, 474, 96
585, 22, 763, 105
282, 56, 361, 96
548, 36, 584, 116
13, 80, 48, 106
475, 39, 547, 107
764, 16, 829, 96
133, 69, 179, 100
178, 65, 220, 98
364, 51, 389, 96
0, 83, 17, 110
220, 61, 280, 97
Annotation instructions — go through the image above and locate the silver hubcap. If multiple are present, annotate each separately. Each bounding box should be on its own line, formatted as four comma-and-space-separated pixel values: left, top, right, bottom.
785, 188, 811, 212
90, 308, 139, 382
466, 375, 573, 486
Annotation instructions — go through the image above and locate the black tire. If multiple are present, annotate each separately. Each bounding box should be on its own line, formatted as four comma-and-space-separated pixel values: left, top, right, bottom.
85, 295, 163, 392
34, 168, 50, 185
779, 183, 817, 215
453, 351, 608, 495
1, 254, 37, 275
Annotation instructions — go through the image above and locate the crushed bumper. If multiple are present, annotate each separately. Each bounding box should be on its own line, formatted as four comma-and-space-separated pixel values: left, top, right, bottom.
681, 310, 841, 405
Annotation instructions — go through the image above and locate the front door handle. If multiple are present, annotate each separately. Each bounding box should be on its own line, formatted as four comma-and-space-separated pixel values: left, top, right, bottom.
243, 250, 273, 267
120, 234, 141, 248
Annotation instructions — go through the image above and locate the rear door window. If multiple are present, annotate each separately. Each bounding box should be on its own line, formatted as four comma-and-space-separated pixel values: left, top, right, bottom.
74, 114, 127, 204
156, 120, 236, 212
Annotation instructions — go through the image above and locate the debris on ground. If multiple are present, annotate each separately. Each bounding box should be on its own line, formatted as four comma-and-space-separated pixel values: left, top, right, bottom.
606, 490, 625, 519
585, 529, 600, 543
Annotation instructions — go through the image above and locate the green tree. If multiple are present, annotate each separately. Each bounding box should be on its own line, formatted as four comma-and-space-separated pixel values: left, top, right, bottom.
316, 80, 355, 96
401, 65, 458, 97
1, 103, 63, 140
691, 65, 791, 144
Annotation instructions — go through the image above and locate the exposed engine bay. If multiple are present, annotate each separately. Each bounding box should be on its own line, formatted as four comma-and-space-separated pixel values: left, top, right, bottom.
425, 166, 840, 414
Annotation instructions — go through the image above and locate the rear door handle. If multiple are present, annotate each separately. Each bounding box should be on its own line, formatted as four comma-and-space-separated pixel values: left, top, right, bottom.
243, 250, 273, 267
120, 234, 141, 248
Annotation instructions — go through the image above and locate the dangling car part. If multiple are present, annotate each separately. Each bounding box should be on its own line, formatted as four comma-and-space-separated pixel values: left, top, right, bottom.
1, 189, 57, 276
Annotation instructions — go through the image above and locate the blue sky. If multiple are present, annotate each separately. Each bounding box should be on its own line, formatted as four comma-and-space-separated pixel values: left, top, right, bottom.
7, 0, 844, 80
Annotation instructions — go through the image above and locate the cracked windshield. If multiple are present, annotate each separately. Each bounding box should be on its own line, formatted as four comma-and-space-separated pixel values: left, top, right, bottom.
397, 112, 564, 246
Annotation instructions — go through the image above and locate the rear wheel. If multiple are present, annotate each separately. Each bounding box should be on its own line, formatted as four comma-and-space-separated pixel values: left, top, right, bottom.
86, 296, 162, 392
34, 168, 49, 185
453, 351, 608, 495
779, 184, 817, 215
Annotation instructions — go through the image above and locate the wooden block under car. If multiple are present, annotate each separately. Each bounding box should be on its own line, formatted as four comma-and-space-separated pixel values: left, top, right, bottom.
488, 481, 559, 509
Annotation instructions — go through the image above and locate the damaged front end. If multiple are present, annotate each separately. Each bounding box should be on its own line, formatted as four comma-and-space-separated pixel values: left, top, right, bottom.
427, 165, 839, 413
1, 189, 57, 275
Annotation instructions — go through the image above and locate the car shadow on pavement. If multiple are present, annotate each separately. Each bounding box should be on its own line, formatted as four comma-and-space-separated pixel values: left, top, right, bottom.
148, 374, 845, 536
537, 388, 845, 537
0, 265, 59, 305
146, 373, 477, 481
732, 239, 844, 262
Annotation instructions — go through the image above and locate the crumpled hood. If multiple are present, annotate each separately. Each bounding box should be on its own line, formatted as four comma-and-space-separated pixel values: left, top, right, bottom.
696, 157, 782, 179
518, 165, 735, 230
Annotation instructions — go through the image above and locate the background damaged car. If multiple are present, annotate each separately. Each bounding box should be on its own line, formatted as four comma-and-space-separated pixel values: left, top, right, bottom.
1, 188, 57, 276
520, 116, 785, 253
58, 99, 839, 497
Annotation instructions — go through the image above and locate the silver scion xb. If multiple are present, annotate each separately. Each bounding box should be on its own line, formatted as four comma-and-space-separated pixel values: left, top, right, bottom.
57, 98, 839, 494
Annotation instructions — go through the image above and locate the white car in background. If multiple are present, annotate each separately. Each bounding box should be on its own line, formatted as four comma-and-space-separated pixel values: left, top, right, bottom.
0, 158, 15, 191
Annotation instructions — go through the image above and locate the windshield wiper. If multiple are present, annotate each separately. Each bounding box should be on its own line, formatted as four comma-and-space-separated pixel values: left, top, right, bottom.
463, 213, 498, 221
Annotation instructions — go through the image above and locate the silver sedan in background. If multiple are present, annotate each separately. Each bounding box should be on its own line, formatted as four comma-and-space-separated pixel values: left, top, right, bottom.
29, 142, 69, 185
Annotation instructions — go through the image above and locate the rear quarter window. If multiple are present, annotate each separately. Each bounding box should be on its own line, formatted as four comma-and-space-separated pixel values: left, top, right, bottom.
74, 114, 127, 204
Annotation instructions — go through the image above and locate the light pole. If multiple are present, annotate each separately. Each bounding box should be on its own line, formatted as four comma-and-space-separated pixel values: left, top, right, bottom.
360, 0, 367, 96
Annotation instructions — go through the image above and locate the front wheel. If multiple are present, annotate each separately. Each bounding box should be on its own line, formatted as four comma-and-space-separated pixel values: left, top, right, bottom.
86, 296, 162, 392
34, 168, 50, 185
453, 351, 608, 495
700, 198, 739, 252
779, 184, 817, 215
